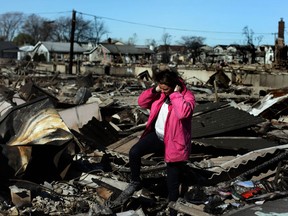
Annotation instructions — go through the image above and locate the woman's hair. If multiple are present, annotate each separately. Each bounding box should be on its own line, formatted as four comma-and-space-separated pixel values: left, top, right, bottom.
154, 68, 182, 88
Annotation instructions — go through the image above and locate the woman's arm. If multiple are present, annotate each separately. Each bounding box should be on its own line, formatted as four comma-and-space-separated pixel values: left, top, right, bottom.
138, 87, 161, 109
169, 90, 196, 119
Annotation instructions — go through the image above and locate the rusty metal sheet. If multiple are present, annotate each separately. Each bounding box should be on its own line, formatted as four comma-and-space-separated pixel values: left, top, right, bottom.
7, 108, 73, 146
0, 96, 76, 181
0, 96, 53, 142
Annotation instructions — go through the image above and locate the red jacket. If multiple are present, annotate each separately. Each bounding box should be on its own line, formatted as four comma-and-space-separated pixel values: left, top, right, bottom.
138, 81, 196, 162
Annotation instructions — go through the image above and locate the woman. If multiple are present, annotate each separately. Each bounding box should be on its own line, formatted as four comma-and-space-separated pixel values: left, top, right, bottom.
112, 68, 196, 215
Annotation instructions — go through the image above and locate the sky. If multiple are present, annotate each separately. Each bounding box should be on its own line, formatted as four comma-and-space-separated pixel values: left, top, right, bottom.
1, 0, 287, 46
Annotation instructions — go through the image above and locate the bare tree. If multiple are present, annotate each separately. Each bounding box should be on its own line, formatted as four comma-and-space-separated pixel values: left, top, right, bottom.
0, 12, 24, 41
92, 17, 109, 44
160, 33, 172, 63
242, 26, 258, 64
21, 14, 55, 44
52, 15, 93, 42
74, 14, 93, 42
242, 26, 254, 45
178, 36, 205, 64
127, 33, 138, 45
161, 32, 172, 45
51, 16, 71, 42
41, 21, 56, 42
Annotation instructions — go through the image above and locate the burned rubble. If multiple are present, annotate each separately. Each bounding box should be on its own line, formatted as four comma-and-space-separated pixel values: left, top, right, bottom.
0, 68, 288, 216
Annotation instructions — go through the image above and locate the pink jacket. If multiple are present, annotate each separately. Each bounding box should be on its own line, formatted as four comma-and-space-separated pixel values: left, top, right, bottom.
138, 81, 196, 162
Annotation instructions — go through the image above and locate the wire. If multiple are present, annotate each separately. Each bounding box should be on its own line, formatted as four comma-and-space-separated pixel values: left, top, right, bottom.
76, 10, 274, 36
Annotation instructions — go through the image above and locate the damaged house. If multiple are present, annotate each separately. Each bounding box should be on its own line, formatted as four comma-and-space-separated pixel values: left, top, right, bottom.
84, 43, 155, 65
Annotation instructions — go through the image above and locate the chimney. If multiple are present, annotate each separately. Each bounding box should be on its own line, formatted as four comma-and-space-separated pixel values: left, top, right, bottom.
278, 18, 285, 39
275, 18, 285, 65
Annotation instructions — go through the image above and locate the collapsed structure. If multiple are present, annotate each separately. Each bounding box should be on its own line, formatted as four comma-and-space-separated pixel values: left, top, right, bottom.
0, 65, 288, 216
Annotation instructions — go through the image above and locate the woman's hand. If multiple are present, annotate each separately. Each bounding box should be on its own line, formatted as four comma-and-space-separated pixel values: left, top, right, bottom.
155, 85, 161, 92
174, 85, 181, 92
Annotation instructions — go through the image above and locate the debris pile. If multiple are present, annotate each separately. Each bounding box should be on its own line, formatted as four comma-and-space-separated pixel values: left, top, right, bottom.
0, 68, 288, 215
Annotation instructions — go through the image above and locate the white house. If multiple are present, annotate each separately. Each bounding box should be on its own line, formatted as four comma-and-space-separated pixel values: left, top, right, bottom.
31, 41, 86, 62
256, 45, 274, 65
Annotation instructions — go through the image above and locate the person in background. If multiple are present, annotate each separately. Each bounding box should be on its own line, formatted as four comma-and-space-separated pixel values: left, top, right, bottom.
112, 68, 196, 216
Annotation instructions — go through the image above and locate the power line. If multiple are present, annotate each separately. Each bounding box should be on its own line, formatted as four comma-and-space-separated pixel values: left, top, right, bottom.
77, 10, 274, 36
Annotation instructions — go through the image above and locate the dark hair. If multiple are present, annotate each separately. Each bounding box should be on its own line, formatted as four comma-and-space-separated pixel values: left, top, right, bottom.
154, 69, 181, 88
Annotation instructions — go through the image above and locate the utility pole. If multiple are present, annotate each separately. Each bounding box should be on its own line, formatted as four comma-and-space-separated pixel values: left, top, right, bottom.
272, 32, 277, 63
69, 10, 76, 74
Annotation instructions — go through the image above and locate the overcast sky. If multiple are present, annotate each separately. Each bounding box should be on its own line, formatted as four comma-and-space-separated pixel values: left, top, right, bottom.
1, 0, 287, 46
